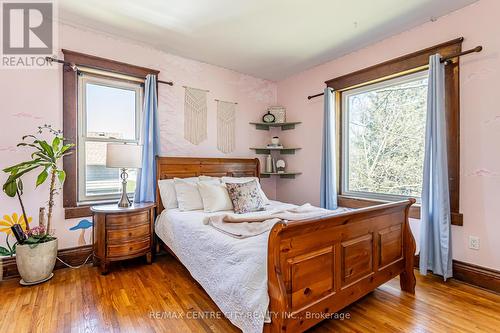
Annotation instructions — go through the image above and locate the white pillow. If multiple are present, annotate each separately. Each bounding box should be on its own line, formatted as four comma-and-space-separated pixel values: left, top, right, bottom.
174, 178, 204, 211
174, 178, 219, 211
198, 182, 233, 212
158, 177, 198, 210
199, 175, 221, 182
221, 176, 270, 204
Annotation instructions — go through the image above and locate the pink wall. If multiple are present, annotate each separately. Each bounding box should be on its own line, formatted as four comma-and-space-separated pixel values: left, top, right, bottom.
0, 23, 277, 253
276, 0, 500, 270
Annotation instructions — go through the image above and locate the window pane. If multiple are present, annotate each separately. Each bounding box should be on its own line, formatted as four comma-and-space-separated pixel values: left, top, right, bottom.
345, 74, 427, 198
86, 83, 137, 140
85, 141, 137, 198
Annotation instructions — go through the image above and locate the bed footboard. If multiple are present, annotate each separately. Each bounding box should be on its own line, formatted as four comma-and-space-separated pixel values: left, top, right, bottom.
266, 199, 416, 333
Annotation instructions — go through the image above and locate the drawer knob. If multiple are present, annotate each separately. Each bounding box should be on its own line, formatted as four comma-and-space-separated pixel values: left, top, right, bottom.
129, 247, 133, 251
304, 287, 312, 295
128, 232, 133, 237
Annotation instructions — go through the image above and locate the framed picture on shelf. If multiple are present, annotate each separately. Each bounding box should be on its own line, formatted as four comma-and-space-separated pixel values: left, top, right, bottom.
267, 106, 286, 123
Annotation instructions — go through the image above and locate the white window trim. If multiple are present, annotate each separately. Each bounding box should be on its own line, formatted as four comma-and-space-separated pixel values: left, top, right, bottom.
77, 73, 143, 203
341, 70, 428, 202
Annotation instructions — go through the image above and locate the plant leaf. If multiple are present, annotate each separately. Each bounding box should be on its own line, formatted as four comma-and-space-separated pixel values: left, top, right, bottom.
35, 140, 54, 159
4, 164, 40, 181
17, 142, 45, 154
57, 170, 66, 184
3, 180, 17, 197
57, 144, 74, 158
32, 152, 51, 162
2, 164, 40, 196
0, 246, 11, 256
52, 136, 61, 152
22, 134, 37, 141
17, 179, 23, 194
36, 169, 49, 187
3, 159, 41, 173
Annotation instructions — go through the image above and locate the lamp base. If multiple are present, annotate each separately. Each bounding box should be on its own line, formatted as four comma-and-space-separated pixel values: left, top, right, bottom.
118, 191, 132, 207
118, 168, 132, 208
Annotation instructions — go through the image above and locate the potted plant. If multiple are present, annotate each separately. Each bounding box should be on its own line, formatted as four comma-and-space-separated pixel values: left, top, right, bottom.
2, 125, 74, 284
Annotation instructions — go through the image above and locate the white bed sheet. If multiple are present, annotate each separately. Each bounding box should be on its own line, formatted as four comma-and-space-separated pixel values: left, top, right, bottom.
155, 200, 297, 333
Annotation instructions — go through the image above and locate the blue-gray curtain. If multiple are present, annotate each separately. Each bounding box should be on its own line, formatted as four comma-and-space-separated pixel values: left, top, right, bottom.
419, 54, 452, 280
134, 74, 159, 203
320, 87, 338, 210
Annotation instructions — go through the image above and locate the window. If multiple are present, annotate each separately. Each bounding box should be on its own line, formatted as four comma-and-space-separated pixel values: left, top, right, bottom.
62, 50, 159, 218
77, 73, 142, 203
327, 38, 463, 225
341, 71, 428, 201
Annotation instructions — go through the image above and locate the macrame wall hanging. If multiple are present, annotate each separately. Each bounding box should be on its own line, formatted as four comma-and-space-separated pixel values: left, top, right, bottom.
184, 86, 209, 145
216, 99, 237, 154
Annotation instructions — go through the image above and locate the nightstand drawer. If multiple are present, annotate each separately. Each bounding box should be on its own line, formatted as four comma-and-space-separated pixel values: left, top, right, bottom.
107, 238, 150, 258
107, 224, 150, 244
106, 211, 149, 228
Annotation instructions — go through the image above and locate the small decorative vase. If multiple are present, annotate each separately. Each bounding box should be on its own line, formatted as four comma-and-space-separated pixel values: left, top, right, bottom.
265, 154, 273, 173
271, 136, 280, 145
16, 238, 58, 285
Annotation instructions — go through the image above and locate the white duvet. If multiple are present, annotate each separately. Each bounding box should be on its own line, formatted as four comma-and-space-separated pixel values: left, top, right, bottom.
155, 201, 344, 333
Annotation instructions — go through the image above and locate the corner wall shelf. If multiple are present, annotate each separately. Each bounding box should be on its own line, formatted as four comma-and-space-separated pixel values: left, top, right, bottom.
249, 122, 302, 131
250, 147, 301, 155
260, 172, 302, 179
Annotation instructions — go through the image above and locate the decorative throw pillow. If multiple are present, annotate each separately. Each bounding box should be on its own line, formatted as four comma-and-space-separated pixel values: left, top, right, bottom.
221, 176, 270, 204
225, 180, 265, 214
198, 182, 233, 212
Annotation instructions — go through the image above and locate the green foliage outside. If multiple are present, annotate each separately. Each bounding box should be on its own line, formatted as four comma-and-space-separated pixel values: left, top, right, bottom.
346, 76, 428, 198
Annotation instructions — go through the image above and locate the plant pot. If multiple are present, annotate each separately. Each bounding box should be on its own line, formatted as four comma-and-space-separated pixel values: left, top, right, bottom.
16, 238, 57, 285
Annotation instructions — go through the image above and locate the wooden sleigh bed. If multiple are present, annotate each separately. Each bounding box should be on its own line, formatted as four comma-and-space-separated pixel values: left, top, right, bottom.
155, 156, 416, 333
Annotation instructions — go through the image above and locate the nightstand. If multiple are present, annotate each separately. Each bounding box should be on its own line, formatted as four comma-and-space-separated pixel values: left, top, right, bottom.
91, 202, 156, 274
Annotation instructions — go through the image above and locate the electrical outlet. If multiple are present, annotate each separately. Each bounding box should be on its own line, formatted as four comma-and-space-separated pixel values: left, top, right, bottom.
469, 236, 480, 250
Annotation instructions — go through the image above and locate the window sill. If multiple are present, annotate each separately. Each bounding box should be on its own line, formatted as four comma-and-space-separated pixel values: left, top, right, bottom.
337, 195, 463, 226
64, 206, 93, 219
64, 200, 118, 219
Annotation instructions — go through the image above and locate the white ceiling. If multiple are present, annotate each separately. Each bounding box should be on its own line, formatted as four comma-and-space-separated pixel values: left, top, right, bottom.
59, 0, 477, 81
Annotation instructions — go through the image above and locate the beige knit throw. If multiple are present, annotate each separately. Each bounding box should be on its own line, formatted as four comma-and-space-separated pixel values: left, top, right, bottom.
184, 87, 208, 145
217, 100, 236, 154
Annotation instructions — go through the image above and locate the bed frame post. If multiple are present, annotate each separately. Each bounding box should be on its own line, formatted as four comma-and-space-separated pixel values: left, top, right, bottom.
399, 198, 417, 294
267, 222, 289, 333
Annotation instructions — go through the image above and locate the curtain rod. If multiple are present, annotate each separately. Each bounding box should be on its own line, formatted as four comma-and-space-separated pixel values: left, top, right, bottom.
45, 56, 174, 86
307, 45, 483, 100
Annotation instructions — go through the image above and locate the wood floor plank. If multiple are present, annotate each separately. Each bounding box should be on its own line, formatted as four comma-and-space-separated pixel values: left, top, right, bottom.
0, 254, 498, 333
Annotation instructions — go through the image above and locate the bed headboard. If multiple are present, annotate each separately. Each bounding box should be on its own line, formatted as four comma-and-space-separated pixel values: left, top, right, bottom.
155, 156, 260, 215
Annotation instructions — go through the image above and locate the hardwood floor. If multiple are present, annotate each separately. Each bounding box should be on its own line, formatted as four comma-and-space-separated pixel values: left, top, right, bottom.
0, 254, 498, 333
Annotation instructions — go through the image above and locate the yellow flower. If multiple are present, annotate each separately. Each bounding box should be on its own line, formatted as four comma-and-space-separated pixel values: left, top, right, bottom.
0, 213, 32, 235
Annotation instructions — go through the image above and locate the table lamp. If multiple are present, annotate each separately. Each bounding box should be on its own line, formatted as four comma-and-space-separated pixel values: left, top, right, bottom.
106, 143, 142, 207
